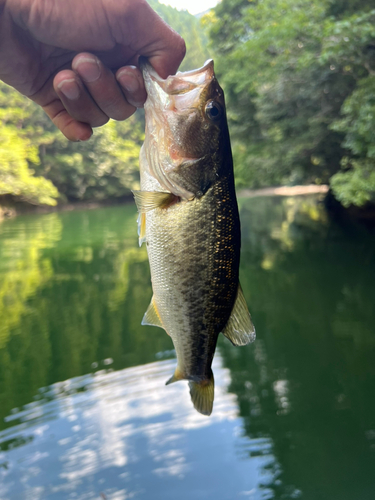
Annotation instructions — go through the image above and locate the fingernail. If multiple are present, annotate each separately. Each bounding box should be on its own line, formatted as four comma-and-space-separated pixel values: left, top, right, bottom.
127, 98, 144, 109
74, 56, 100, 83
57, 79, 80, 100
117, 71, 139, 93
77, 129, 93, 142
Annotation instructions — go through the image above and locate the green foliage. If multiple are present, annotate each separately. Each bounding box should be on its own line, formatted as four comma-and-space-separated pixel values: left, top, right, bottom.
330, 157, 375, 207
149, 0, 210, 70
323, 11, 375, 206
36, 116, 144, 201
0, 84, 58, 205
0, 2, 209, 208
0, 123, 58, 205
332, 78, 375, 157
206, 0, 375, 206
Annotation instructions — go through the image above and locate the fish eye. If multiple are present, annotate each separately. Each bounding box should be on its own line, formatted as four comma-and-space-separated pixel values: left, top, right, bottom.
205, 100, 223, 121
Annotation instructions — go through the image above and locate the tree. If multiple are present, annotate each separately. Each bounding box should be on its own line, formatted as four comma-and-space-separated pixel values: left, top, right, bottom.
322, 10, 375, 206
205, 0, 375, 206
0, 83, 58, 205
36, 116, 144, 201
149, 0, 210, 71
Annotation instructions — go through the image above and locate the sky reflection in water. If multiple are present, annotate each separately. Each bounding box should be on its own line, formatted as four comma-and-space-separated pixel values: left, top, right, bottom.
0, 356, 275, 500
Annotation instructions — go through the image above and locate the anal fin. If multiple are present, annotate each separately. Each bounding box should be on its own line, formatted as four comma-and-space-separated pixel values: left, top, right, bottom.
165, 366, 185, 385
141, 297, 164, 329
222, 284, 256, 346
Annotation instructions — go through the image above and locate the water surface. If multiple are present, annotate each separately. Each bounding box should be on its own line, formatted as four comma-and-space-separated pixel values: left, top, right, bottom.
0, 196, 374, 499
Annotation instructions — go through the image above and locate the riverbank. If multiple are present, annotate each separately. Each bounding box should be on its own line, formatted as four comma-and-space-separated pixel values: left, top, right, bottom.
0, 195, 134, 221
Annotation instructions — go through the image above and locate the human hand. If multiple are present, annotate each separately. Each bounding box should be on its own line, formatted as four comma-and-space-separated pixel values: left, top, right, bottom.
0, 0, 185, 141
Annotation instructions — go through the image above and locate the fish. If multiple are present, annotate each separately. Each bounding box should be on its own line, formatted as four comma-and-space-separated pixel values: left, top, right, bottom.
133, 59, 255, 416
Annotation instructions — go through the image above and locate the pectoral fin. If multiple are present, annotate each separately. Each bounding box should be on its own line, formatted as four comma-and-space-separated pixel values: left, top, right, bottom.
189, 372, 214, 416
141, 297, 164, 329
132, 190, 177, 213
222, 284, 256, 346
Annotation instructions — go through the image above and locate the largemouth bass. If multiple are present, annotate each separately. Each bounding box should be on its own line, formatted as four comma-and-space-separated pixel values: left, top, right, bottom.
133, 59, 255, 416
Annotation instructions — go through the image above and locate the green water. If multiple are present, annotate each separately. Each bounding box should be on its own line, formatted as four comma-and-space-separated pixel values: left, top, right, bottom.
0, 195, 375, 500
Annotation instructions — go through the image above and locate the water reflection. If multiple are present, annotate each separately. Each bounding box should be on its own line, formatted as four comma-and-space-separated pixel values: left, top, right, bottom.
1, 196, 375, 499
0, 356, 275, 500
0, 213, 62, 350
223, 194, 375, 499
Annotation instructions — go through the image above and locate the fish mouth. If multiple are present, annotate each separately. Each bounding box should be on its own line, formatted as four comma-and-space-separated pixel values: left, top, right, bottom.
139, 58, 215, 105
139, 57, 215, 96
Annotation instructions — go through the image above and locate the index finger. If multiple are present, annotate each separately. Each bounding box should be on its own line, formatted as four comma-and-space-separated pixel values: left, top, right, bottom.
108, 0, 186, 78
141, 20, 186, 78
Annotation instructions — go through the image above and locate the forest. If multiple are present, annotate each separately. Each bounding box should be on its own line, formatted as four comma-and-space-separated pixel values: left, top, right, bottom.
0, 0, 374, 211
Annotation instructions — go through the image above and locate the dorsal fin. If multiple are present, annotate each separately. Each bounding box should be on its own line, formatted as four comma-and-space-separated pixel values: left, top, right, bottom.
222, 284, 256, 346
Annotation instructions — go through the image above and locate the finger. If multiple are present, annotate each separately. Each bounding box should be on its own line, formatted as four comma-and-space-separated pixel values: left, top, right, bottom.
108, 0, 186, 78
73, 53, 144, 118
115, 66, 147, 108
43, 99, 93, 142
53, 69, 109, 127
145, 29, 186, 79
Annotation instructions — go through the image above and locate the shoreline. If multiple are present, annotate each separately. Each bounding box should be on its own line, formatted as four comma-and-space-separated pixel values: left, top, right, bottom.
2, 186, 375, 228
1, 185, 330, 222
0, 197, 134, 221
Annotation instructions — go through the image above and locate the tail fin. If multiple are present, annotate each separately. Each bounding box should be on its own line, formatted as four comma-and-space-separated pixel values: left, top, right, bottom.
189, 372, 214, 416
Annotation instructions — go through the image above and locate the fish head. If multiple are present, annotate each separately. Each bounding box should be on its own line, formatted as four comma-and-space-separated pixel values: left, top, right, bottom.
141, 59, 231, 199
